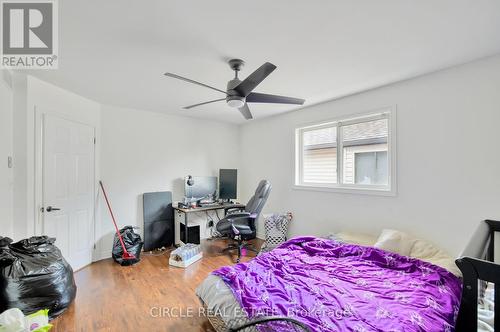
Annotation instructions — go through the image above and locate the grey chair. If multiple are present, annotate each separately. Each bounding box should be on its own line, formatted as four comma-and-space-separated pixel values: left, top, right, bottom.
216, 180, 271, 263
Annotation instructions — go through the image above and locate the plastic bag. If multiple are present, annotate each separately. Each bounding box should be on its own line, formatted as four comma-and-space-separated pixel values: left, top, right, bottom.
112, 226, 143, 266
25, 309, 52, 332
0, 236, 77, 319
0, 308, 52, 332
0, 307, 26, 331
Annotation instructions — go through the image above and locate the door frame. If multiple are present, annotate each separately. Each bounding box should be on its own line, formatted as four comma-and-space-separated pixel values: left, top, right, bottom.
34, 106, 98, 264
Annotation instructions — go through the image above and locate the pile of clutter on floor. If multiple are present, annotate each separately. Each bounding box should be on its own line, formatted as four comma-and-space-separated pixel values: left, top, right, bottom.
0, 236, 77, 331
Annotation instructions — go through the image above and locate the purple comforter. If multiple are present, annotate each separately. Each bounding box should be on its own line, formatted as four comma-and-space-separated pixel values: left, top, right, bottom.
213, 237, 462, 332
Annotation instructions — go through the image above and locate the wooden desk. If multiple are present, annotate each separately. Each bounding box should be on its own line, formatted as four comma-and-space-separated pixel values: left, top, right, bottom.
173, 203, 245, 244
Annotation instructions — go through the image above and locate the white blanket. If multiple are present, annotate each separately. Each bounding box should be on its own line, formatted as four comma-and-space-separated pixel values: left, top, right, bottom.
478, 282, 494, 332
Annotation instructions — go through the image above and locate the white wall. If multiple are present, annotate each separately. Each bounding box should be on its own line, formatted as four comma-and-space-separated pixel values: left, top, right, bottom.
0, 71, 13, 238
98, 105, 240, 258
239, 55, 500, 256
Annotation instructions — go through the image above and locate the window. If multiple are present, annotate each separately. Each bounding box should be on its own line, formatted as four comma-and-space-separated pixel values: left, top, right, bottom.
302, 126, 337, 184
353, 151, 387, 185
295, 109, 395, 194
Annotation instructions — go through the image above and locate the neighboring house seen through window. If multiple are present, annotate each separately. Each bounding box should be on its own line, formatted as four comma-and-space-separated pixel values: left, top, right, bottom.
296, 109, 394, 194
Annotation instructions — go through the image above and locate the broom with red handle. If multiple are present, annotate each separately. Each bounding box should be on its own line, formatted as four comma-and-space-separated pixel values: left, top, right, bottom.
99, 180, 136, 261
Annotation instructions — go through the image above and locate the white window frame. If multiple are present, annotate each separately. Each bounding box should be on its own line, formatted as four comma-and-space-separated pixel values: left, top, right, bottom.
294, 107, 397, 196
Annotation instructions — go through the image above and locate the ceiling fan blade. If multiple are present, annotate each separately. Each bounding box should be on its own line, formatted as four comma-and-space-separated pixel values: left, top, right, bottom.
233, 62, 277, 97
246, 92, 305, 105
164, 72, 227, 95
238, 103, 253, 120
183, 98, 226, 110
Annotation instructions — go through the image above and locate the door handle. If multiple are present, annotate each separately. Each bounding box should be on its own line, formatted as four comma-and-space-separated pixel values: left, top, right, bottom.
45, 206, 61, 212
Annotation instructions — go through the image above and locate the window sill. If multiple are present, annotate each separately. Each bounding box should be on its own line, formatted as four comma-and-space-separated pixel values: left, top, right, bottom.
292, 184, 397, 197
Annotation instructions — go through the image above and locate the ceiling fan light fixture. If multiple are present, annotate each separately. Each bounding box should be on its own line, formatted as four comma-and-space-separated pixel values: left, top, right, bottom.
227, 96, 245, 108
164, 59, 305, 120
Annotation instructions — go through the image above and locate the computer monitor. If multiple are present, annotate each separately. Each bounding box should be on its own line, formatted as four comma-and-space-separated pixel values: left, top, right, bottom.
219, 169, 237, 200
185, 176, 217, 200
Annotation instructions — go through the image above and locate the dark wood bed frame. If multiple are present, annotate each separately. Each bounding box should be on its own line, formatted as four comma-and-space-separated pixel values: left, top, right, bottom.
456, 219, 500, 331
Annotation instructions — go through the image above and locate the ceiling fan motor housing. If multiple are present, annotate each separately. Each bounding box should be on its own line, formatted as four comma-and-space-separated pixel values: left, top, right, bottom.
228, 58, 245, 72
226, 78, 245, 108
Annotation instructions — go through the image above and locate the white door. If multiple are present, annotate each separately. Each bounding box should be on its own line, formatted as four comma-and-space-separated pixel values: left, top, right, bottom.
42, 114, 95, 271
0, 79, 13, 238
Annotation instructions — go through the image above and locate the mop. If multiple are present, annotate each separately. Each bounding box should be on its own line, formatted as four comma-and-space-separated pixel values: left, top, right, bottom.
99, 181, 137, 263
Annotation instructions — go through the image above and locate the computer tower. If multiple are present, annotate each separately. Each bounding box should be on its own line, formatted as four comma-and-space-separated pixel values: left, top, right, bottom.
180, 223, 200, 244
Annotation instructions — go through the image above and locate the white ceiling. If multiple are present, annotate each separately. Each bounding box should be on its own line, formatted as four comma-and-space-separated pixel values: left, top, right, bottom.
29, 0, 500, 124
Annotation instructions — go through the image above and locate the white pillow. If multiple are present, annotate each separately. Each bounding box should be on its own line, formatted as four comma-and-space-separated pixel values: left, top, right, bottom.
374, 229, 416, 256
335, 231, 378, 247
410, 239, 461, 277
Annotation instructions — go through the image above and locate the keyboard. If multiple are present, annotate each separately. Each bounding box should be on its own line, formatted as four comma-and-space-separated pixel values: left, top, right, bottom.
198, 202, 221, 208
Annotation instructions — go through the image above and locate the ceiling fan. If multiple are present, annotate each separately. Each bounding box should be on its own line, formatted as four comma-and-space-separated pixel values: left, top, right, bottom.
164, 59, 305, 120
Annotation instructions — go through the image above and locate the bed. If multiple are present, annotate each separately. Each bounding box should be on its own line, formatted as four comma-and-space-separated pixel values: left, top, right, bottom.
455, 219, 500, 331
197, 220, 500, 331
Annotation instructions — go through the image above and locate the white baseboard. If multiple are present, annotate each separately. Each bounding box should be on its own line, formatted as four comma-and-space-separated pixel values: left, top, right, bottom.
97, 250, 111, 261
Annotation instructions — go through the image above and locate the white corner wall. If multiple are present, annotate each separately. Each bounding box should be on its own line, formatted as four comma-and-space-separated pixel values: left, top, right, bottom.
0, 71, 13, 239
239, 55, 500, 256
98, 105, 240, 258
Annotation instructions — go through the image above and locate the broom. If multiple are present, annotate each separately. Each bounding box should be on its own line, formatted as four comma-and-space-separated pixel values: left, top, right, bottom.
99, 181, 137, 261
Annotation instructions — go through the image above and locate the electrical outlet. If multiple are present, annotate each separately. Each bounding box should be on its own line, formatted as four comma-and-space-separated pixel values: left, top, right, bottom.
7, 156, 12, 168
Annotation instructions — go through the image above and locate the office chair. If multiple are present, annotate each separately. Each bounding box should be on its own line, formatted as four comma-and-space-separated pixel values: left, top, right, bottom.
216, 180, 271, 263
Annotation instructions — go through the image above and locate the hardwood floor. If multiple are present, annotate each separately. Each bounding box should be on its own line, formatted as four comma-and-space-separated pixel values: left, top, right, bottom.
51, 239, 261, 332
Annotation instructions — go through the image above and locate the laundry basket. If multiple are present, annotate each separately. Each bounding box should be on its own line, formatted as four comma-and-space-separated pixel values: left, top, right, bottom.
259, 213, 292, 254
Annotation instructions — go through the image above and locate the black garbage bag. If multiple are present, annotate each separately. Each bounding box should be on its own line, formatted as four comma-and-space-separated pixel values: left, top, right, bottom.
0, 235, 77, 319
112, 226, 143, 266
